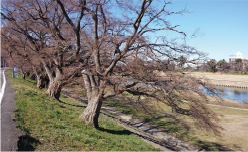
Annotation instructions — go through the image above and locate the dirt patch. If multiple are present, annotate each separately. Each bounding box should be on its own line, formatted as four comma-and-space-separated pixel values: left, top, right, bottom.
220, 115, 248, 151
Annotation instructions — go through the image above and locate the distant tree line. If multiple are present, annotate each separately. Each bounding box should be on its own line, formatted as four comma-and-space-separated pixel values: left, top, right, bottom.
173, 57, 248, 74
203, 59, 248, 74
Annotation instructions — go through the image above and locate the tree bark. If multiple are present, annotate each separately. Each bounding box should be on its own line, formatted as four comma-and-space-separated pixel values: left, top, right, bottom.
20, 68, 26, 79
79, 93, 103, 129
41, 59, 63, 99
21, 72, 25, 79
79, 73, 105, 129
37, 76, 43, 89
47, 79, 63, 100
36, 75, 49, 89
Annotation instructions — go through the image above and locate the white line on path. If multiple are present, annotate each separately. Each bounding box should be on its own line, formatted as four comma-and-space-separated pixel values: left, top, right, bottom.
0, 70, 6, 152
0, 70, 6, 104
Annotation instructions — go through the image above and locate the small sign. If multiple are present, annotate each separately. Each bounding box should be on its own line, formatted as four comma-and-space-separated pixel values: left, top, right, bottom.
12, 66, 18, 78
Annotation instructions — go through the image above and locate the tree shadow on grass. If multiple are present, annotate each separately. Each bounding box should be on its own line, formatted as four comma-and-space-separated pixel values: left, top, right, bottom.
144, 113, 236, 151
58, 99, 86, 108
99, 126, 178, 151
17, 135, 41, 151
144, 113, 190, 135
15, 125, 41, 151
25, 79, 37, 85
196, 140, 235, 151
98, 127, 132, 135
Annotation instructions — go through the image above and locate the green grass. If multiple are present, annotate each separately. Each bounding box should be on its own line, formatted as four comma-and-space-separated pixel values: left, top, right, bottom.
62, 77, 248, 151
6, 70, 159, 151
64, 84, 238, 150
103, 97, 235, 151
209, 105, 248, 115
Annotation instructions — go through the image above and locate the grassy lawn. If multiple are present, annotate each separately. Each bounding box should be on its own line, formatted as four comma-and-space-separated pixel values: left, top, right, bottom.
64, 83, 248, 151
104, 96, 248, 151
5, 70, 159, 151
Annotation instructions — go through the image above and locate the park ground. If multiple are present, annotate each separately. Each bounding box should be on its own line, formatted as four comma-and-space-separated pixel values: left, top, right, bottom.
5, 70, 248, 151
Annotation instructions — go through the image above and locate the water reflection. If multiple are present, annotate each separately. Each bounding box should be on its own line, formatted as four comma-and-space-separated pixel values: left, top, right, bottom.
214, 86, 248, 103
136, 82, 248, 104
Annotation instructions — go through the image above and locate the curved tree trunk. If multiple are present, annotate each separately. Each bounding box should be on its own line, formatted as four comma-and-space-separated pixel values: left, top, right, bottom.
41, 59, 63, 100
79, 73, 106, 128
79, 94, 103, 129
47, 79, 63, 100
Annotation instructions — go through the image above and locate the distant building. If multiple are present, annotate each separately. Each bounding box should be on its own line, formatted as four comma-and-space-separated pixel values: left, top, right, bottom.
229, 51, 244, 64
229, 51, 248, 70
182, 59, 206, 69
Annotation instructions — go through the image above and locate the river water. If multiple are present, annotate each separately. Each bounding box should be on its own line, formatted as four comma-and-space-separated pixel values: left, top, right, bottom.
214, 86, 248, 103
137, 82, 248, 103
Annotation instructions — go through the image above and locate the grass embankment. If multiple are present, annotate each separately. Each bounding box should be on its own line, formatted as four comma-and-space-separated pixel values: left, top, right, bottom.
67, 84, 248, 151
104, 97, 248, 151
6, 70, 159, 151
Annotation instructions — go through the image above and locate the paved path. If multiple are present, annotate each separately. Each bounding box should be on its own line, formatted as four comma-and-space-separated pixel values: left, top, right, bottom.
1, 69, 4, 90
1, 69, 25, 151
61, 88, 199, 151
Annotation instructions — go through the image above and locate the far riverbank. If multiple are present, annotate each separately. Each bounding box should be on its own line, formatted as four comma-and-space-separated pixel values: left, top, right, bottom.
188, 72, 248, 89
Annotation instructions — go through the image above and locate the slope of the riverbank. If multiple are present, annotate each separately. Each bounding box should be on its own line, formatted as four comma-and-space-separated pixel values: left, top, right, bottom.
6, 69, 248, 151
4, 70, 160, 151
66, 84, 248, 151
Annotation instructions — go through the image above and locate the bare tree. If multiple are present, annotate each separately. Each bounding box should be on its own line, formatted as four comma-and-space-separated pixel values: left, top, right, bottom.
1, 20, 51, 88
2, 0, 223, 134
243, 61, 248, 74
234, 59, 243, 72
1, 26, 32, 79
72, 0, 221, 133
207, 59, 217, 72
1, 0, 88, 99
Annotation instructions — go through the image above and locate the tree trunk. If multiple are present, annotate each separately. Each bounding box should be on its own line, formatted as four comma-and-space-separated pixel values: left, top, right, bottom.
35, 73, 48, 89
30, 73, 36, 80
20, 68, 25, 79
79, 94, 103, 129
37, 76, 43, 89
21, 72, 25, 79
80, 73, 106, 128
47, 79, 63, 100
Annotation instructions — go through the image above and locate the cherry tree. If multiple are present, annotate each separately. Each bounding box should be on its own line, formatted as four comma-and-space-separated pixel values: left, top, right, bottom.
2, 0, 223, 134
70, 0, 221, 133
1, 0, 88, 98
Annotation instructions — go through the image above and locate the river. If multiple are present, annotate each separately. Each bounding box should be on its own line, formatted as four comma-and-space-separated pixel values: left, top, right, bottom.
215, 86, 248, 103
135, 81, 248, 103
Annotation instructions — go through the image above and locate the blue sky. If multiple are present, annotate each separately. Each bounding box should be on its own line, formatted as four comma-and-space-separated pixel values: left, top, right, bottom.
160, 0, 248, 62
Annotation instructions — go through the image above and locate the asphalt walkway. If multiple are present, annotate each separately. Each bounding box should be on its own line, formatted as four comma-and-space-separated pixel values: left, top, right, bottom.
1, 70, 25, 151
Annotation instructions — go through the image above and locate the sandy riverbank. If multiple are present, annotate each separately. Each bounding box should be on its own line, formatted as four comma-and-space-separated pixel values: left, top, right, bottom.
187, 72, 248, 89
